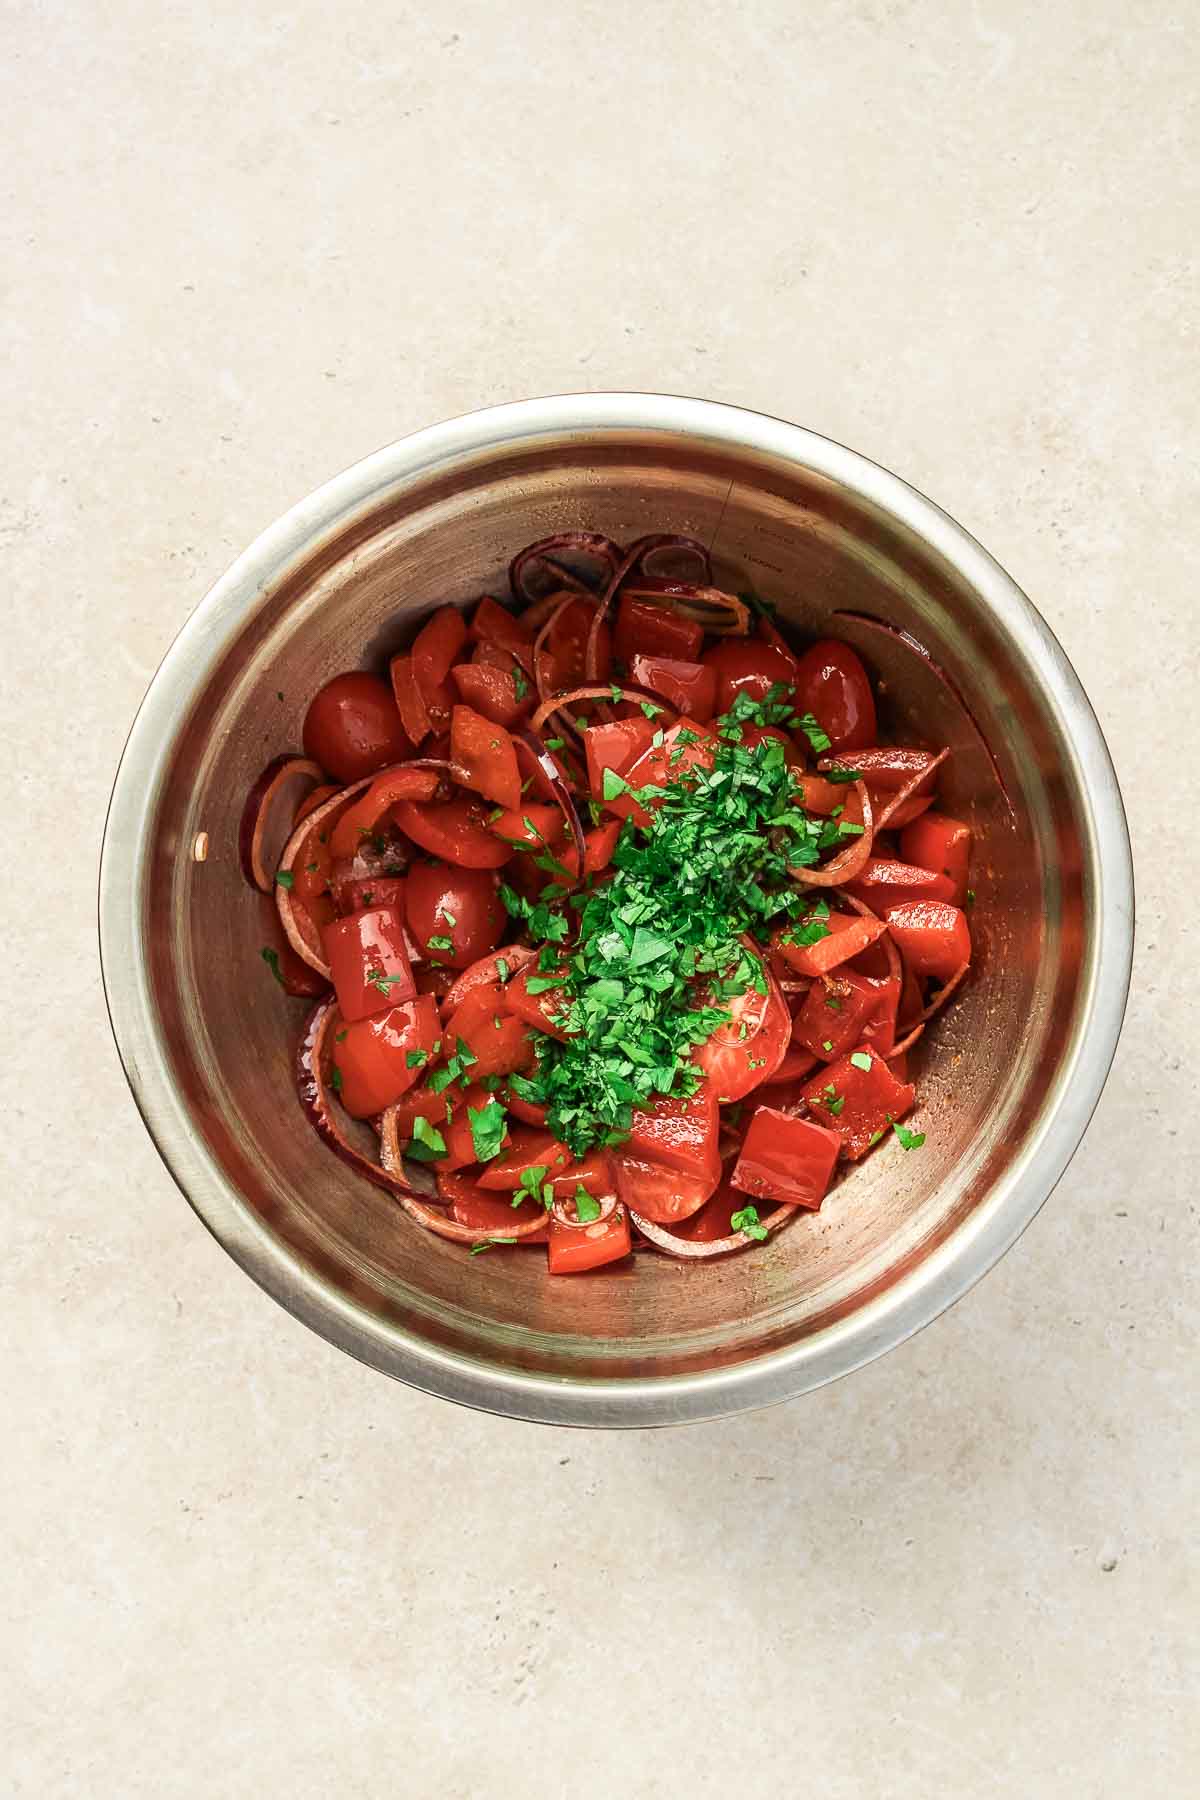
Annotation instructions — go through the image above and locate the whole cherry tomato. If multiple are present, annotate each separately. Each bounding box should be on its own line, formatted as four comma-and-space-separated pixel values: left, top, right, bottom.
700, 639, 798, 715
792, 639, 876, 752
404, 859, 505, 970
302, 672, 412, 783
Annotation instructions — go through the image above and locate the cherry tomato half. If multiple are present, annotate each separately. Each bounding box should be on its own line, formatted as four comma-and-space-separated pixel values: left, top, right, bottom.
303, 672, 413, 784
404, 860, 505, 970
792, 640, 876, 752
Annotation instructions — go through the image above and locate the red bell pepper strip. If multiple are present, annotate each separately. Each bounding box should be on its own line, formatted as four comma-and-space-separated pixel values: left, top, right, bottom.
332, 994, 441, 1117
502, 962, 575, 1040
487, 802, 566, 850
389, 653, 432, 746
884, 899, 971, 982
321, 906, 415, 1021
475, 1127, 574, 1189
328, 765, 443, 860
772, 911, 886, 979
450, 661, 530, 730
731, 1108, 842, 1209
435, 1169, 548, 1240
584, 716, 657, 802
393, 793, 514, 869
443, 982, 535, 1082
412, 605, 467, 692
450, 705, 522, 812
547, 1205, 631, 1273
623, 1089, 720, 1186
818, 745, 940, 791
470, 595, 535, 662
900, 811, 972, 906
845, 857, 956, 914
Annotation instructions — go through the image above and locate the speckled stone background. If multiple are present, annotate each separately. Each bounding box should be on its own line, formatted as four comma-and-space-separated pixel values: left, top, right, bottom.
4, 2, 1196, 1794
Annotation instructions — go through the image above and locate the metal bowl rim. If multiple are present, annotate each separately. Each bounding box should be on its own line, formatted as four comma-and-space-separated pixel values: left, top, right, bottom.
98, 391, 1135, 1427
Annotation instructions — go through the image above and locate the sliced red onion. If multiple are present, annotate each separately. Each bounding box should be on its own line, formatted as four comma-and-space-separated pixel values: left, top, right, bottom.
629, 1202, 799, 1260
790, 781, 875, 886
516, 728, 586, 870
377, 1103, 549, 1243
509, 533, 626, 607
625, 533, 713, 585
887, 1020, 926, 1060
838, 890, 902, 986
914, 958, 970, 1024
532, 592, 586, 711
529, 680, 679, 738
296, 998, 412, 1200
873, 747, 950, 831
274, 777, 371, 974
550, 1190, 618, 1230
831, 610, 1015, 814
238, 754, 325, 892
619, 578, 751, 635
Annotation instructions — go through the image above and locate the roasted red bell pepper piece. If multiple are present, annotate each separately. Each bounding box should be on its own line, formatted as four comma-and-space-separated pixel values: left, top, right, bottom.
412, 605, 467, 692
449, 660, 531, 730
628, 652, 717, 720
614, 595, 704, 665
321, 906, 416, 1021
801, 1046, 915, 1159
502, 962, 575, 1040
486, 802, 566, 851
623, 1089, 720, 1186
605, 717, 718, 826
772, 910, 887, 979
475, 1126, 573, 1189
389, 653, 432, 746
818, 745, 939, 792
332, 994, 441, 1117
731, 1108, 842, 1208
435, 1169, 548, 1240
791, 969, 880, 1062
450, 705, 522, 812
845, 857, 956, 914
442, 981, 535, 1082
900, 811, 972, 907
470, 595, 535, 662
547, 1204, 631, 1273
584, 716, 657, 801
884, 899, 971, 982
393, 793, 514, 869
328, 765, 443, 860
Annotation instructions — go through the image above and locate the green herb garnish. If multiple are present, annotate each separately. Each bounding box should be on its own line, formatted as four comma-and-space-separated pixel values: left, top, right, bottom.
260, 946, 285, 986
274, 870, 295, 890
406, 1116, 446, 1162
468, 1098, 507, 1163
730, 1205, 769, 1241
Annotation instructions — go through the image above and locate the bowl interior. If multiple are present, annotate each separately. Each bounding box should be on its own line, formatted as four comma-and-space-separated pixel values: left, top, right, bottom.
127, 419, 1094, 1395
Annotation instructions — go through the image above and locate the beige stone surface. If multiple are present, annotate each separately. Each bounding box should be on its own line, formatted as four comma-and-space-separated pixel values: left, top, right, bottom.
3, 1, 1196, 1793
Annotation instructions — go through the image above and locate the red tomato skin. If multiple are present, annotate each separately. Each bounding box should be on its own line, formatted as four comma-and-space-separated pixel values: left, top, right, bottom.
801, 1047, 915, 1159
693, 964, 791, 1100
611, 1154, 718, 1224
605, 718, 718, 826
884, 899, 971, 982
404, 860, 504, 969
732, 1109, 841, 1209
503, 964, 574, 1040
413, 606, 467, 691
334, 875, 408, 917
738, 723, 806, 767
449, 661, 530, 730
772, 911, 886, 979
333, 995, 441, 1117
321, 907, 415, 1022
475, 1128, 573, 1189
394, 794, 514, 869
585, 717, 657, 801
701, 638, 798, 715
547, 1206, 631, 1273
627, 653, 717, 720
793, 640, 876, 752
614, 596, 704, 665
443, 982, 534, 1081
900, 812, 972, 907
623, 1090, 720, 1185
303, 672, 413, 783
450, 705, 522, 812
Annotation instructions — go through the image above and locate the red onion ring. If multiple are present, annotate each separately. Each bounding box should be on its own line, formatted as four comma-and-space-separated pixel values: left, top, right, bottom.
550, 1190, 619, 1230
831, 610, 1015, 814
914, 958, 971, 1024
529, 680, 679, 738
625, 532, 713, 585
630, 1202, 800, 1260
887, 1020, 926, 1060
789, 781, 875, 886
377, 1104, 550, 1244
618, 579, 751, 635
532, 593, 589, 711
838, 890, 902, 986
296, 998, 412, 1199
238, 755, 325, 892
275, 777, 372, 973
509, 533, 626, 607
516, 729, 587, 871
872, 747, 950, 831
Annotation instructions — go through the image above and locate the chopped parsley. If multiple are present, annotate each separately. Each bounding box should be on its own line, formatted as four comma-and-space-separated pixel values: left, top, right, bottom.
274, 870, 295, 890
405, 1048, 429, 1069
891, 1118, 926, 1151
406, 1116, 446, 1162
572, 1186, 602, 1223
513, 1165, 553, 1210
368, 968, 413, 996
849, 1050, 873, 1072
426, 934, 454, 952
730, 1205, 769, 1241
469, 1236, 517, 1256
468, 1098, 507, 1162
796, 712, 832, 755
260, 946, 285, 986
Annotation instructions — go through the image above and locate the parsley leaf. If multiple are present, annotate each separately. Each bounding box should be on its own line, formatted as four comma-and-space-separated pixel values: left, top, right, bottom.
260, 946, 285, 986
849, 1051, 873, 1072
572, 1185, 602, 1223
468, 1098, 507, 1163
890, 1118, 926, 1150
406, 1116, 447, 1161
730, 1205, 769, 1241
274, 870, 295, 890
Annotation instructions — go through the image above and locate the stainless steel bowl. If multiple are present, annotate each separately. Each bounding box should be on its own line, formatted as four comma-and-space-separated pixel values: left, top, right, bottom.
99, 394, 1133, 1426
